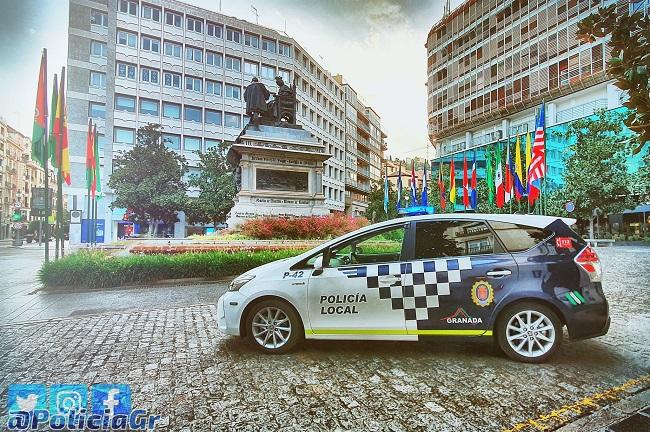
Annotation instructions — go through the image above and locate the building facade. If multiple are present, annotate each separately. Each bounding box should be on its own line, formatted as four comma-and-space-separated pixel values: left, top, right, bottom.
425, 0, 648, 202
0, 119, 54, 238
333, 75, 387, 217
67, 0, 385, 240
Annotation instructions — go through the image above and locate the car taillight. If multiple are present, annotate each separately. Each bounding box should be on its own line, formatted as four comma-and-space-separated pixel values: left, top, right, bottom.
574, 246, 602, 282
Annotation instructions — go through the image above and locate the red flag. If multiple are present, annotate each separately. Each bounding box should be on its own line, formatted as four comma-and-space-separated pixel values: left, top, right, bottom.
31, 49, 48, 167
462, 153, 469, 209
438, 161, 446, 211
86, 119, 96, 196
53, 67, 71, 185
495, 144, 504, 208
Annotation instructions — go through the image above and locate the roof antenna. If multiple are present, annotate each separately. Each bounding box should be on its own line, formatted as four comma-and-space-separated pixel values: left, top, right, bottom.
443, 0, 451, 17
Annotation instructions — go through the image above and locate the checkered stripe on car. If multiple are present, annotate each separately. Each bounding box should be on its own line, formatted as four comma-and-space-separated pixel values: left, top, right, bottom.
339, 257, 472, 324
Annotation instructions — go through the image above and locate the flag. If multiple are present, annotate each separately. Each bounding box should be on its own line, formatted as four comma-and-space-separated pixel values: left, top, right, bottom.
53, 67, 71, 185
31, 49, 47, 168
85, 119, 95, 196
410, 161, 417, 206
462, 153, 469, 209
486, 147, 494, 204
449, 156, 456, 206
421, 162, 428, 206
504, 140, 513, 204
437, 160, 446, 211
48, 74, 58, 166
93, 123, 101, 196
383, 166, 389, 214
495, 144, 504, 208
470, 150, 477, 209
525, 131, 532, 194
529, 104, 546, 206
396, 164, 403, 209
514, 134, 525, 201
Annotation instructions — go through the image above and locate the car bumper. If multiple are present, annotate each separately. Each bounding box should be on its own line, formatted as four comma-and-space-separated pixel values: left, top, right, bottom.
216, 291, 247, 336
566, 298, 610, 340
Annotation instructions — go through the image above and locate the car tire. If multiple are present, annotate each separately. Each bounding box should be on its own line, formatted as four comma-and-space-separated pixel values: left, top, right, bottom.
245, 299, 303, 354
496, 301, 562, 363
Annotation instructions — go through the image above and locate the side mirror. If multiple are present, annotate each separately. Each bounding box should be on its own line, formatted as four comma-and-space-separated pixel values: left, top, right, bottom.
312, 256, 324, 276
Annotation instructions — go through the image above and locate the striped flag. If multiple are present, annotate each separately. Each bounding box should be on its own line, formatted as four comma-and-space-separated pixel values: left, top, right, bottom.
525, 131, 532, 194
514, 134, 525, 201
462, 153, 469, 209
383, 166, 389, 214
438, 160, 446, 211
528, 104, 546, 206
504, 141, 513, 204
31, 49, 48, 168
495, 144, 504, 208
449, 156, 456, 206
396, 164, 403, 209
470, 150, 477, 209
410, 161, 417, 206
421, 162, 428, 206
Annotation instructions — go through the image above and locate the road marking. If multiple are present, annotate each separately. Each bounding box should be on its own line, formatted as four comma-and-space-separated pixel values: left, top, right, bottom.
502, 374, 650, 432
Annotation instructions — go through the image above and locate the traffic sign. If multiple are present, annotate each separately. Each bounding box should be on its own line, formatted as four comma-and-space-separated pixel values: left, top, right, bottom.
565, 201, 575, 213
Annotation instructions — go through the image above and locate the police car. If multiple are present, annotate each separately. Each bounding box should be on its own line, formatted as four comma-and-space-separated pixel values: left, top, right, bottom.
217, 214, 609, 363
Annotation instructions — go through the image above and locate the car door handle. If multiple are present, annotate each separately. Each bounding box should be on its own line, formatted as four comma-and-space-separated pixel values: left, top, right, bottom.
486, 269, 512, 278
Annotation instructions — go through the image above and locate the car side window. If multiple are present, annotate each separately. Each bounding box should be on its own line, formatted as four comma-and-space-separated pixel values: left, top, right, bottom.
414, 220, 501, 260
328, 226, 406, 268
489, 221, 552, 252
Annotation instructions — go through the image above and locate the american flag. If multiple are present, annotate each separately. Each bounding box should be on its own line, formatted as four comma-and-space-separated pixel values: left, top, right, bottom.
528, 104, 546, 205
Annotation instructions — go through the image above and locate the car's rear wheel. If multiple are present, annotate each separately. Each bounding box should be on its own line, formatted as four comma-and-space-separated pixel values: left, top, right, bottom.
245, 299, 303, 354
496, 302, 562, 363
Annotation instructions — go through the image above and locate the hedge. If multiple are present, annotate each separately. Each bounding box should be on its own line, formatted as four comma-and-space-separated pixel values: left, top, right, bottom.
39, 249, 305, 289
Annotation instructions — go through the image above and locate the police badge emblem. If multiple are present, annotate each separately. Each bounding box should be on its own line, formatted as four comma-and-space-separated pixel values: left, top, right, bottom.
471, 280, 494, 307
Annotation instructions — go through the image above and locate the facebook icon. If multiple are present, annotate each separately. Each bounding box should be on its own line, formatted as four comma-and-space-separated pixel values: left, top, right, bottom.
91, 384, 131, 417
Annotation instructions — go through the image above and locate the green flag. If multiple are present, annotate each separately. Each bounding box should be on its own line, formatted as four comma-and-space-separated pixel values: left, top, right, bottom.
486, 147, 494, 204
31, 49, 47, 167
94, 123, 101, 196
48, 74, 59, 166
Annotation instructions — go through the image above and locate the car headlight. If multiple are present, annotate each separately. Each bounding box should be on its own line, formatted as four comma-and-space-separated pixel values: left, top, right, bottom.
228, 274, 255, 291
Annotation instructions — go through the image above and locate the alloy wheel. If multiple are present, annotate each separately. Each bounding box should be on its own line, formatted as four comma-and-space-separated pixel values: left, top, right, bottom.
251, 306, 292, 349
505, 310, 556, 358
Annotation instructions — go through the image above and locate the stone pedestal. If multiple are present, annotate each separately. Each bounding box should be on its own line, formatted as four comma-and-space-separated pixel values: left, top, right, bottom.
226, 123, 331, 228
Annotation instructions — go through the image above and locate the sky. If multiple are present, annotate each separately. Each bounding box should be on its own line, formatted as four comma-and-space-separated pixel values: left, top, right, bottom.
0, 0, 459, 159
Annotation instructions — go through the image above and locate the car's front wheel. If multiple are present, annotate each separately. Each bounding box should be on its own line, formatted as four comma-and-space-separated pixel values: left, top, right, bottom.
245, 299, 303, 354
496, 302, 562, 363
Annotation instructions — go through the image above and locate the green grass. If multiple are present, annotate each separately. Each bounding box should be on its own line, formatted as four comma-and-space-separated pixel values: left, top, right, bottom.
39, 249, 305, 289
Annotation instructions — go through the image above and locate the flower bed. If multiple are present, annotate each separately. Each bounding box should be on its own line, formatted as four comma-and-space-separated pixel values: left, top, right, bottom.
130, 244, 311, 255
240, 213, 368, 240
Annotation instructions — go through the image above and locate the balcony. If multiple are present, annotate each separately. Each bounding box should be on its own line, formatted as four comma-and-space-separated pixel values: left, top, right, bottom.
356, 151, 371, 163
357, 166, 371, 179
345, 178, 370, 193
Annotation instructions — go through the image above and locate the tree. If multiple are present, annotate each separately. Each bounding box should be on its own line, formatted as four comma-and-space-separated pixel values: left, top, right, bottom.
365, 180, 399, 223
185, 142, 236, 228
577, 3, 650, 152
556, 110, 633, 238
108, 124, 187, 236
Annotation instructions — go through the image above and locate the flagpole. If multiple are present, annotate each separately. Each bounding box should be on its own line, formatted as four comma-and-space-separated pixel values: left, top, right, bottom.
57, 67, 66, 258
42, 49, 50, 263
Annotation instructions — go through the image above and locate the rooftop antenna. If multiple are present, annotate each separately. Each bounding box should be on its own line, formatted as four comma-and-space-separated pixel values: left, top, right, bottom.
251, 5, 258, 24
443, 0, 451, 17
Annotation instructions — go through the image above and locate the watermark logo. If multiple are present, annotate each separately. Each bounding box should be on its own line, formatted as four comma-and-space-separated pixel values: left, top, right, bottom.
6, 383, 160, 431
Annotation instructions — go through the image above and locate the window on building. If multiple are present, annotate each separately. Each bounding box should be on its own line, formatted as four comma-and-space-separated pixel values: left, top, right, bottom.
91, 9, 108, 27
184, 106, 202, 122
261, 64, 275, 80
225, 56, 241, 72
162, 133, 180, 150
117, 30, 137, 47
206, 51, 222, 67
89, 102, 105, 119
205, 109, 222, 125
140, 67, 159, 84
244, 61, 259, 76
278, 42, 290, 57
226, 27, 241, 43
165, 11, 182, 28
225, 84, 240, 99
205, 139, 221, 150
163, 71, 181, 88
163, 41, 181, 58
139, 99, 159, 116
207, 22, 222, 38
185, 46, 203, 63
162, 102, 181, 119
118, 0, 137, 16
90, 40, 107, 57
141, 5, 160, 21
116, 62, 136, 79
224, 112, 240, 128
185, 76, 202, 93
141, 36, 160, 53
187, 16, 202, 33
115, 94, 136, 112
278, 68, 290, 83
184, 136, 201, 152
414, 220, 499, 259
90, 71, 106, 89
244, 33, 259, 48
206, 80, 222, 96
261, 37, 276, 53
114, 127, 135, 144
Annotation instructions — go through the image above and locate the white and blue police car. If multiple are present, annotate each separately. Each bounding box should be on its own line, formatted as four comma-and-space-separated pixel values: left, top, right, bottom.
217, 214, 609, 363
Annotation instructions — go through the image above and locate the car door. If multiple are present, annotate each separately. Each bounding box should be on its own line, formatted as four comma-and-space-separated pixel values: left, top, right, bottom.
306, 223, 415, 339
405, 219, 519, 336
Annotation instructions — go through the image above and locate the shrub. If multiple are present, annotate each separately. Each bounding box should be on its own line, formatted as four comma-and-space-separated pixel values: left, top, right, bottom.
39, 249, 305, 289
240, 213, 368, 240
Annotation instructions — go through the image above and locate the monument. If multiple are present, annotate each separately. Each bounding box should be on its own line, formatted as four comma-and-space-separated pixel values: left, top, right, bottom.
225, 76, 331, 228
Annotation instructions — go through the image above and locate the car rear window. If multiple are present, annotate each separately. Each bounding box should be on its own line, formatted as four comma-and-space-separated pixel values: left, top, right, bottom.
489, 221, 553, 252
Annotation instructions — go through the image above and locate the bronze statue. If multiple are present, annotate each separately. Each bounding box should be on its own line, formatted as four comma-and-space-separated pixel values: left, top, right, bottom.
243, 76, 296, 126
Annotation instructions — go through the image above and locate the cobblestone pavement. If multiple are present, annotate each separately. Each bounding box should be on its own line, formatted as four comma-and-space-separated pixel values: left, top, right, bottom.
0, 247, 649, 431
